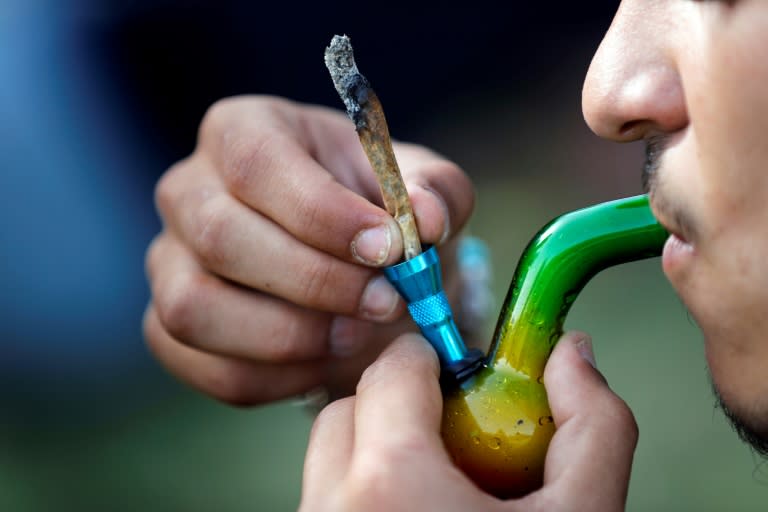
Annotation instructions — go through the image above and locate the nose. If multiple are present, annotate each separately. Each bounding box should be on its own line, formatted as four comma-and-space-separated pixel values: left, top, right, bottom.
582, 3, 688, 142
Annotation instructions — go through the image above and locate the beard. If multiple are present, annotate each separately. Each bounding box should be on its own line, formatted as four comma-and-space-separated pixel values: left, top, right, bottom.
711, 374, 768, 458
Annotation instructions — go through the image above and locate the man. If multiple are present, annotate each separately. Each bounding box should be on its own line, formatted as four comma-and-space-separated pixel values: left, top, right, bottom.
144, 1, 768, 509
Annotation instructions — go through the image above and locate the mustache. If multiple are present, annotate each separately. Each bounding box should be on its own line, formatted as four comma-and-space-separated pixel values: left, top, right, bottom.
641, 133, 699, 241
642, 134, 670, 194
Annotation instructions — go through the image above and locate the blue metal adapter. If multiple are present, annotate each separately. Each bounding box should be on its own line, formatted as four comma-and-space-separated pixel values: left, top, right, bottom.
383, 246, 485, 383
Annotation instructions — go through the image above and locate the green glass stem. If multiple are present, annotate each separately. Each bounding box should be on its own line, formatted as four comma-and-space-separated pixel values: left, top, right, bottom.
490, 194, 667, 374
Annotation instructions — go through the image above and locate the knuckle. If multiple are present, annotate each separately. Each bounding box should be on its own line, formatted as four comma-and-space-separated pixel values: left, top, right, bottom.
155, 272, 206, 343
292, 188, 324, 233
144, 234, 164, 281
192, 195, 235, 270
344, 440, 426, 509
602, 394, 639, 442
197, 359, 267, 407
615, 400, 639, 441
356, 356, 396, 396
356, 364, 379, 396
299, 257, 336, 307
314, 396, 353, 427
376, 437, 431, 466
208, 373, 262, 407
345, 458, 398, 506
201, 95, 299, 195
154, 162, 184, 219
269, 315, 327, 362
221, 136, 257, 191
199, 96, 240, 143
220, 125, 283, 193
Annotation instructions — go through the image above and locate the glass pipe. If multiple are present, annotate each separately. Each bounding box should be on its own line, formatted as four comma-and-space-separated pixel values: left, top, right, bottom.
384, 194, 667, 498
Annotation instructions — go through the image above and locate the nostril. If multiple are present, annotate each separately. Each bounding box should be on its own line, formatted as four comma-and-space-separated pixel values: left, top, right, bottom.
618, 119, 652, 140
619, 120, 641, 137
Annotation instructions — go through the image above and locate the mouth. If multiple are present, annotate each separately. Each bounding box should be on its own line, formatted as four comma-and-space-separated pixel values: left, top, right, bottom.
656, 211, 695, 274
663, 231, 694, 261
659, 216, 690, 246
641, 129, 699, 275
649, 195, 696, 273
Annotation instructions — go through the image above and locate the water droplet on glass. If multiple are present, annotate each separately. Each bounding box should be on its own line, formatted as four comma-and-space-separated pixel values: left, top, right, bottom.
487, 437, 502, 450
538, 415, 554, 426
472, 436, 480, 445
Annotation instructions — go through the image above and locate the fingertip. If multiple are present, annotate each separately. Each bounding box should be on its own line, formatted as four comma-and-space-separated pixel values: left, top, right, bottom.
379, 332, 441, 381
560, 330, 597, 369
544, 331, 607, 412
409, 184, 451, 246
545, 331, 595, 377
395, 145, 474, 246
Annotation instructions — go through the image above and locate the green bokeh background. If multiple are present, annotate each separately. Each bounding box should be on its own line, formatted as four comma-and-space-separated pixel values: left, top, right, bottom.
3, 56, 767, 512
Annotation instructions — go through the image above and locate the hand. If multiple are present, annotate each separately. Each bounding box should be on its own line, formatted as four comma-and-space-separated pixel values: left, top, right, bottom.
300, 331, 637, 511
143, 96, 475, 404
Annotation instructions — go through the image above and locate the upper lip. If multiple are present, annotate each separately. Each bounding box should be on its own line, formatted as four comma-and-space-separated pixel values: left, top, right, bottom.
642, 130, 693, 244
649, 195, 690, 244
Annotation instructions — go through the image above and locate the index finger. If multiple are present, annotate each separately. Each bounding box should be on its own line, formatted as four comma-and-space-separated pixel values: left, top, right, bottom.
200, 95, 404, 267
353, 333, 446, 454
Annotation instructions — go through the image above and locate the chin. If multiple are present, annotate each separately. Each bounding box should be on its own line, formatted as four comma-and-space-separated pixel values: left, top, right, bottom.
670, 262, 768, 457
709, 369, 768, 458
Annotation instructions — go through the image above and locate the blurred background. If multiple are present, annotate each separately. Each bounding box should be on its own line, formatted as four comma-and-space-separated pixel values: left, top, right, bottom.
1, 1, 766, 510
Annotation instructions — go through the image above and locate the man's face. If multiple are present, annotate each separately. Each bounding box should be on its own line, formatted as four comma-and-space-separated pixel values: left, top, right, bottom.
583, 0, 768, 453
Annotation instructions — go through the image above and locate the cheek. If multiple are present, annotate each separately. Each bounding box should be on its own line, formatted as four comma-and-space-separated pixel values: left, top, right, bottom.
683, 7, 768, 213
659, 3, 768, 424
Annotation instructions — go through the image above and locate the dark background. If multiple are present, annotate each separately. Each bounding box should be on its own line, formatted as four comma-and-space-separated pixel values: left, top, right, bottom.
1, 1, 765, 510
98, 2, 619, 165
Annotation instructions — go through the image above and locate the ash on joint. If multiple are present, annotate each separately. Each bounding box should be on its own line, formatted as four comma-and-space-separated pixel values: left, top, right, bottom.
325, 34, 371, 124
346, 74, 371, 129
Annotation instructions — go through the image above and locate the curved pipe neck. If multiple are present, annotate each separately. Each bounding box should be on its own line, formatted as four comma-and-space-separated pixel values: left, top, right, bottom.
488, 195, 667, 376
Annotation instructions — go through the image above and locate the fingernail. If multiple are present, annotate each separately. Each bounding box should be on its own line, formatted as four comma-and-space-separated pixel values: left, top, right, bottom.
329, 317, 368, 357
574, 336, 597, 369
352, 224, 393, 265
359, 275, 400, 320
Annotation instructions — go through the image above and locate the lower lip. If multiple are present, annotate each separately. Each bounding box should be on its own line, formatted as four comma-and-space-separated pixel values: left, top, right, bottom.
662, 234, 695, 274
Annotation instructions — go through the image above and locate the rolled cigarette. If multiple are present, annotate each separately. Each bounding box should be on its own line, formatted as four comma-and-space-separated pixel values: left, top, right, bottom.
325, 34, 422, 261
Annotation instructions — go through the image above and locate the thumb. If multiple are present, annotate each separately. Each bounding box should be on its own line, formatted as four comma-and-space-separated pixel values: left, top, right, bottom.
537, 331, 638, 511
